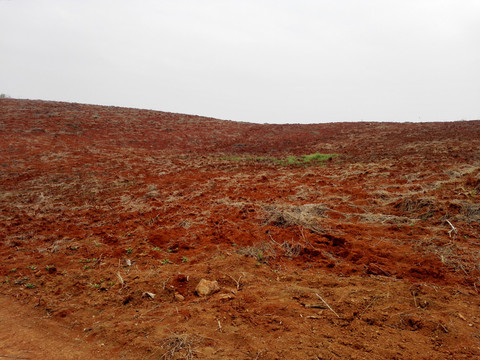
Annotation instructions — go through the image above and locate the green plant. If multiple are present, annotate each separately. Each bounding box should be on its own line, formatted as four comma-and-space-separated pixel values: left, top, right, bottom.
45, 265, 55, 271
221, 153, 337, 167
126, 248, 133, 254
161, 259, 172, 265
152, 247, 161, 251
182, 256, 188, 263
10, 268, 17, 272
25, 283, 35, 289
284, 153, 337, 165
27, 265, 37, 271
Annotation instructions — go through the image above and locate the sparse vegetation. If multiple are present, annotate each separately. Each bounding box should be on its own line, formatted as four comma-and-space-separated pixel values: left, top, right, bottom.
221, 153, 337, 166
237, 242, 276, 263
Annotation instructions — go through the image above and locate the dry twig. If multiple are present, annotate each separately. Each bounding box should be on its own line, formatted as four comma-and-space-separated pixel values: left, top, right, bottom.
116, 271, 125, 289
358, 297, 379, 317
315, 293, 340, 318
446, 219, 458, 238
223, 272, 244, 290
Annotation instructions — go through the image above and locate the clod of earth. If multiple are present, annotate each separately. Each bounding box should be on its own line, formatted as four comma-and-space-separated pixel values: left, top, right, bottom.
195, 279, 220, 296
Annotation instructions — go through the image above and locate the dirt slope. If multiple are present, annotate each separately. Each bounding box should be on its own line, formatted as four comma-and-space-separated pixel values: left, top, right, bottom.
1, 99, 479, 359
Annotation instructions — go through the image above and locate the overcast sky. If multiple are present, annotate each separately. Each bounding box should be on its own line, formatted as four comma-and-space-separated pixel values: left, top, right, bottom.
1, 1, 479, 123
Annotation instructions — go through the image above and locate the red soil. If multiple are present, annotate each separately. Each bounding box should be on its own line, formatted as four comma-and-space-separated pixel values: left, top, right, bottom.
1, 99, 479, 359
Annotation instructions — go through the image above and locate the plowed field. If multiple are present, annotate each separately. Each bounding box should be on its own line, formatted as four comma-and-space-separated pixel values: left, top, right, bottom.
1, 99, 479, 359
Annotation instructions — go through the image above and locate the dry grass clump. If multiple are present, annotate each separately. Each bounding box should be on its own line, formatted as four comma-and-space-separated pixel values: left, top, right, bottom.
158, 333, 200, 360
263, 203, 327, 234
395, 197, 435, 218
460, 202, 480, 223
237, 242, 276, 262
279, 241, 302, 257
238, 240, 303, 261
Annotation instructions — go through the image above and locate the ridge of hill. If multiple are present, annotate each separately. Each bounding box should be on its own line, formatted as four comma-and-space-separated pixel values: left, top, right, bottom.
1, 99, 479, 159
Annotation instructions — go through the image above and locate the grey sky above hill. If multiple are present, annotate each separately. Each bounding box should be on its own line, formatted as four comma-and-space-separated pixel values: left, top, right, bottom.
1, 0, 479, 124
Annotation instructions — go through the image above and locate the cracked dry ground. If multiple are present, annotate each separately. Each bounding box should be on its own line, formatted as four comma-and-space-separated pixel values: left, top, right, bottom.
1, 99, 479, 359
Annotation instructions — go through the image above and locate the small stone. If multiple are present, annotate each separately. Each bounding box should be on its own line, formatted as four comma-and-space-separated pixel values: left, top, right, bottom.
175, 293, 185, 302
195, 279, 220, 296
142, 292, 155, 299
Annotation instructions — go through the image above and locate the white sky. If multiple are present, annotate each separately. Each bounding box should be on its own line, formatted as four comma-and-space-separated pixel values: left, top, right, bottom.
1, 0, 479, 123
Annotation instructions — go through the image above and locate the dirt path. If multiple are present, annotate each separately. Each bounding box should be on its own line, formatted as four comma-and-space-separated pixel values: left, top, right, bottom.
0, 296, 114, 360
